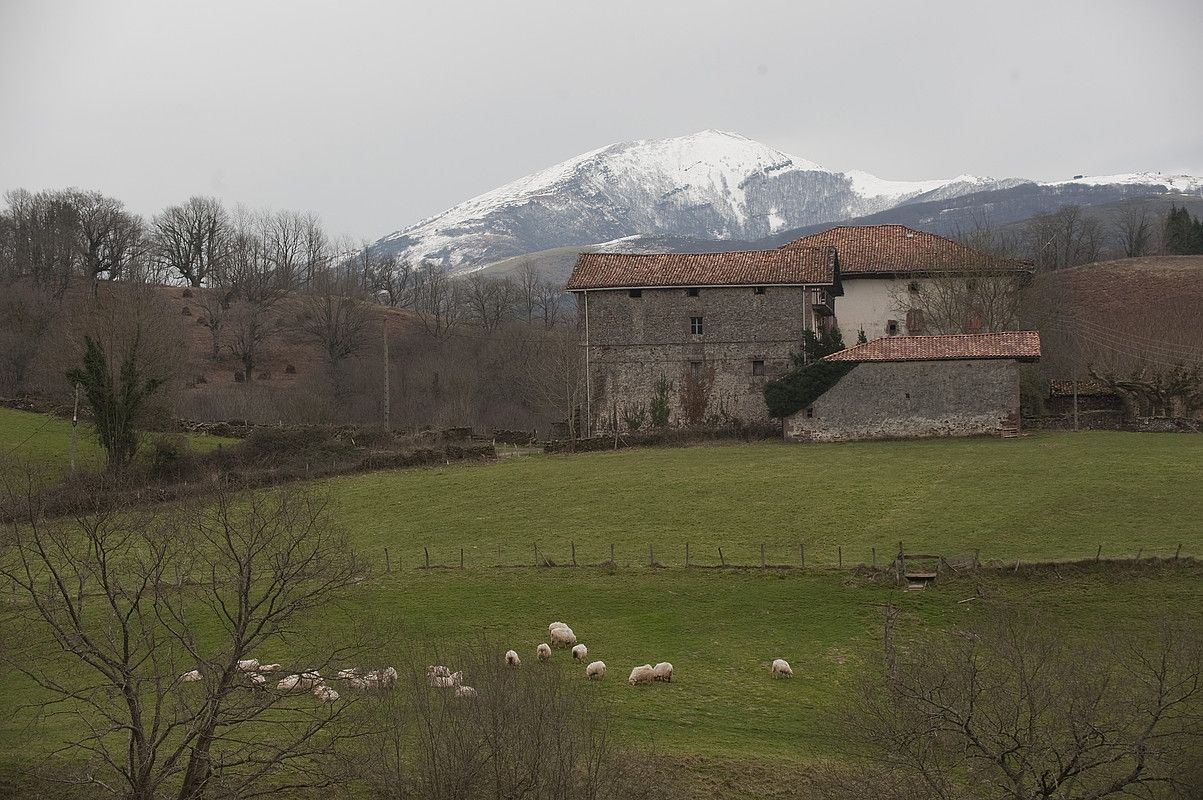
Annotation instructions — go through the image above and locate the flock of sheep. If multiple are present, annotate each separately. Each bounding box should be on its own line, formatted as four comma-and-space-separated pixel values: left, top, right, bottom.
176, 621, 795, 702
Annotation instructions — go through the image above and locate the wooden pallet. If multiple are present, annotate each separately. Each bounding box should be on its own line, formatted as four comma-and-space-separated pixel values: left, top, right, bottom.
999, 426, 1020, 439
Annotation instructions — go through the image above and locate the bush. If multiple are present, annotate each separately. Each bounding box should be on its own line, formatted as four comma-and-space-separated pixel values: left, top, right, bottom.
147, 434, 198, 483
649, 375, 672, 428
763, 360, 856, 418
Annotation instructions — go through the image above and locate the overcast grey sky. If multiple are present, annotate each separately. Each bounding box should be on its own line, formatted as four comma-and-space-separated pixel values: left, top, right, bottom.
2, 0, 1201, 241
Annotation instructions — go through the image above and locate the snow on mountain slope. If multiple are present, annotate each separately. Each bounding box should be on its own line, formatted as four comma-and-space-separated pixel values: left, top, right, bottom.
1044, 172, 1203, 194
369, 131, 1200, 274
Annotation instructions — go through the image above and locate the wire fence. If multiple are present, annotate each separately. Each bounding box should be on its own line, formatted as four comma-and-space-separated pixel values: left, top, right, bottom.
377, 540, 1195, 574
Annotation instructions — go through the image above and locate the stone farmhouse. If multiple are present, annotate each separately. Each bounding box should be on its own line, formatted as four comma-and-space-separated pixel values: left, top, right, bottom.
780, 224, 1033, 341
565, 248, 842, 432
783, 331, 1041, 442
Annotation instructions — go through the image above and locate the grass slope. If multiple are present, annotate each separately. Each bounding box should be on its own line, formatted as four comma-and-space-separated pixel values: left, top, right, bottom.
0, 406, 234, 473
327, 432, 1203, 568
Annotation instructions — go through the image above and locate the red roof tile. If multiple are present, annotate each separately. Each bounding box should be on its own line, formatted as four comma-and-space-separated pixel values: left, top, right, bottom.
825, 331, 1041, 362
780, 224, 1031, 276
565, 247, 838, 291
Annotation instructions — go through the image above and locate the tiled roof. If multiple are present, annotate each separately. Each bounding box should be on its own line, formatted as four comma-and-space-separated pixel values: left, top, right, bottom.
780, 224, 1031, 276
565, 247, 838, 291
825, 331, 1041, 362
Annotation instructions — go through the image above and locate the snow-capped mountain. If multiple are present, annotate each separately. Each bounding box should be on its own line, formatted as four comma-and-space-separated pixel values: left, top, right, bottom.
370, 130, 1201, 273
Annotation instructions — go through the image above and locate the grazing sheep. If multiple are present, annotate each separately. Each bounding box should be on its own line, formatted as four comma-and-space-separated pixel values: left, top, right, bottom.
455, 685, 477, 698
237, 658, 260, 672
628, 664, 655, 685
652, 662, 673, 682
549, 626, 577, 647
336, 668, 361, 681
430, 674, 456, 688
312, 684, 340, 702
586, 660, 607, 680
180, 669, 202, 683
571, 644, 588, 661
276, 674, 301, 691
537, 643, 552, 662
258, 663, 281, 673
548, 622, 568, 634
248, 673, 267, 686
278, 670, 321, 691
505, 650, 521, 667
427, 665, 451, 679
449, 670, 463, 686
771, 659, 793, 678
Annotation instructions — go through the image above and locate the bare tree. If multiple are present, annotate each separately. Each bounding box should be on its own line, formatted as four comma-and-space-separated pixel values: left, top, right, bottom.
464, 273, 515, 333
0, 481, 368, 800
846, 606, 1203, 800
151, 197, 232, 287
520, 326, 585, 440
889, 260, 1030, 335
2, 189, 83, 293
412, 265, 465, 339
196, 288, 235, 360
534, 280, 566, 329
227, 298, 276, 382
515, 262, 542, 323
355, 641, 666, 800
293, 273, 372, 397
1026, 205, 1104, 270
1109, 202, 1155, 258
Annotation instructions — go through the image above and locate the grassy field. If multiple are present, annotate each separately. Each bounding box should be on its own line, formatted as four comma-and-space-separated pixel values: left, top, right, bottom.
326, 431, 1203, 568
2, 428, 1202, 794
0, 406, 235, 473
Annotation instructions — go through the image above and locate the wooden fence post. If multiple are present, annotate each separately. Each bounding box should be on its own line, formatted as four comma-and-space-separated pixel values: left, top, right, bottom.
761, 543, 766, 568
1175, 543, 1182, 560
685, 542, 690, 567
800, 543, 805, 570
1136, 548, 1142, 561
718, 547, 725, 567
460, 548, 464, 569
571, 541, 577, 566
385, 548, 391, 573
838, 546, 842, 569
1095, 544, 1102, 563
534, 542, 539, 566
497, 543, 501, 565
424, 547, 429, 569
871, 547, 876, 568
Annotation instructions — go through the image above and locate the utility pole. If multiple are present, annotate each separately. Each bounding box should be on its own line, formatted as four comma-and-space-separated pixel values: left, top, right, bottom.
382, 316, 390, 431
69, 382, 80, 474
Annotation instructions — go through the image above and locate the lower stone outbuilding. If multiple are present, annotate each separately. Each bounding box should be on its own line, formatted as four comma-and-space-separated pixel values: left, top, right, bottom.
784, 331, 1041, 442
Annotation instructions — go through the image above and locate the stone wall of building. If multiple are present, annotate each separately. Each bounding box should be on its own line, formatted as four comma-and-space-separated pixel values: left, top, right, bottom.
578, 285, 823, 430
784, 359, 1021, 442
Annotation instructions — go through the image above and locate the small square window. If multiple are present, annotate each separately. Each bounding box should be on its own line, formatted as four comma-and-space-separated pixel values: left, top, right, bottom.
805, 407, 814, 418
754, 286, 766, 295
886, 319, 899, 336
690, 361, 703, 377
908, 281, 920, 293
752, 360, 765, 376
690, 316, 703, 335
686, 287, 699, 297
629, 289, 642, 298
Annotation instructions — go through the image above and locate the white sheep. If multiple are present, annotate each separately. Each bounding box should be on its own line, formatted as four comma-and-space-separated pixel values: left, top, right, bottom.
537, 643, 552, 662
179, 669, 202, 683
258, 663, 281, 673
586, 660, 607, 680
336, 668, 360, 680
505, 650, 521, 667
771, 658, 793, 678
571, 644, 588, 661
455, 685, 477, 698
277, 670, 321, 691
430, 674, 456, 688
628, 664, 655, 685
652, 662, 673, 682
549, 626, 577, 647
236, 658, 260, 672
426, 665, 451, 678
248, 672, 267, 686
276, 674, 301, 691
312, 684, 340, 702
548, 621, 568, 634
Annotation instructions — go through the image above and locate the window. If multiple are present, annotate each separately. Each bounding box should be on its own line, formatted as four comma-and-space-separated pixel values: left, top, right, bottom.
908, 280, 920, 293
690, 316, 703, 335
690, 361, 703, 378
629, 289, 642, 298
906, 309, 925, 335
886, 319, 899, 336
686, 287, 699, 297
805, 407, 814, 418
754, 286, 766, 295
752, 360, 765, 376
